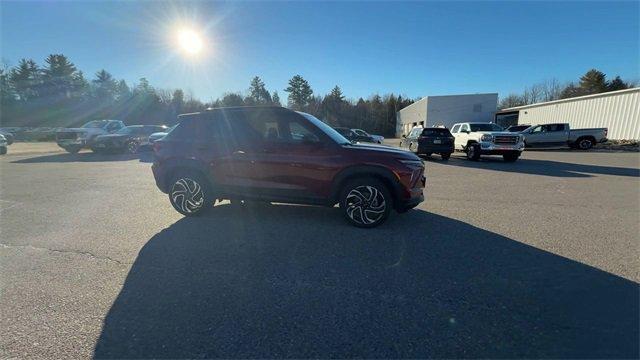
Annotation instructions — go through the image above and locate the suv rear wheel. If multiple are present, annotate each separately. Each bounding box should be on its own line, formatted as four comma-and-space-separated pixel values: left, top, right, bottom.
340, 178, 392, 228
168, 171, 213, 216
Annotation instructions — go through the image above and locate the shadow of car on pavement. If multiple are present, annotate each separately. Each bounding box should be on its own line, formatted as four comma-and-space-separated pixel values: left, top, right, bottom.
94, 204, 638, 359
11, 150, 154, 164
437, 154, 640, 178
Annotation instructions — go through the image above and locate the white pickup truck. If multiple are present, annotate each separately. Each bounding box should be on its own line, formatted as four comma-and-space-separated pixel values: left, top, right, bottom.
518, 123, 608, 150
451, 122, 525, 162
56, 119, 125, 153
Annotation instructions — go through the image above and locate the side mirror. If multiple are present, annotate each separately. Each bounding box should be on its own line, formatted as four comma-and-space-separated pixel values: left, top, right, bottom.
402, 134, 406, 138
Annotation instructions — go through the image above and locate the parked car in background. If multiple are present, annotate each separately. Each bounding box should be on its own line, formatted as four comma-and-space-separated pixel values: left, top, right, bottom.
92, 125, 167, 154
353, 129, 384, 144
399, 126, 423, 152
56, 120, 125, 153
520, 123, 607, 150
148, 124, 176, 145
0, 129, 15, 145
0, 134, 7, 155
451, 122, 524, 162
414, 127, 455, 160
152, 106, 425, 227
333, 127, 378, 144
505, 124, 531, 133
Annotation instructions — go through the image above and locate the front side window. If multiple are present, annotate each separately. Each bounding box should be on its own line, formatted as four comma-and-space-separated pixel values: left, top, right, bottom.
461, 124, 470, 132
82, 120, 108, 129
451, 125, 461, 133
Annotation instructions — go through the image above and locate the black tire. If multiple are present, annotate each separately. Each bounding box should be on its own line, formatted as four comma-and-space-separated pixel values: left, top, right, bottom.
503, 152, 520, 162
466, 144, 481, 161
425, 152, 432, 157
441, 152, 451, 160
168, 170, 214, 216
339, 178, 392, 228
0, 147, 6, 155
64, 146, 81, 154
576, 137, 594, 150
125, 141, 139, 154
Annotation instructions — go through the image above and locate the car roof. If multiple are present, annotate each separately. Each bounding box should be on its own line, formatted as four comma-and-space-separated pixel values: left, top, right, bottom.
178, 106, 291, 119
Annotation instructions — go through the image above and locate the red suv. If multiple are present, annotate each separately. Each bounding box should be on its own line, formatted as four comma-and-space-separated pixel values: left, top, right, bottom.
152, 106, 425, 227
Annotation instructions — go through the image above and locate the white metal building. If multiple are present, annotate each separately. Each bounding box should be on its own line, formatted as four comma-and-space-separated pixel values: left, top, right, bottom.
496, 88, 640, 140
396, 93, 498, 137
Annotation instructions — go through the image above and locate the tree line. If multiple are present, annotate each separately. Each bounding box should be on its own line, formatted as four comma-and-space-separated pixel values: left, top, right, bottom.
0, 54, 415, 136
499, 69, 636, 109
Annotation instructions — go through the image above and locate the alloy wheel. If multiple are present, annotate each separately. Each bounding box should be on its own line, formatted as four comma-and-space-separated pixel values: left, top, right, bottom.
127, 142, 138, 154
345, 185, 386, 225
170, 178, 204, 214
579, 139, 592, 150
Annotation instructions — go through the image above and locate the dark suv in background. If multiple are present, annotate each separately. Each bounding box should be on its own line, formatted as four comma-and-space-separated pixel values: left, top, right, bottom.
152, 106, 425, 227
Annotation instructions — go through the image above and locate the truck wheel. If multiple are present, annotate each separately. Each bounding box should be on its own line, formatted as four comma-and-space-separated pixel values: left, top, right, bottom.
466, 144, 481, 161
441, 152, 451, 161
503, 152, 520, 162
340, 178, 392, 228
64, 146, 81, 154
576, 137, 594, 150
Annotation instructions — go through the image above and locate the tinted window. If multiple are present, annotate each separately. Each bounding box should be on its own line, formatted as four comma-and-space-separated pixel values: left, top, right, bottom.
451, 125, 461, 133
543, 124, 566, 132
334, 127, 352, 137
422, 128, 452, 136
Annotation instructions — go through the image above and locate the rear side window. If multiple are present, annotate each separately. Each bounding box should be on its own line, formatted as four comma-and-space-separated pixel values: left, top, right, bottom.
422, 128, 452, 136
166, 113, 232, 142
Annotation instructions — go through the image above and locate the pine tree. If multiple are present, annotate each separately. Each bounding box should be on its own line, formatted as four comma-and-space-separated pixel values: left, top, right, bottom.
92, 70, 118, 101
607, 76, 629, 91
41, 54, 81, 98
284, 75, 313, 110
10, 59, 41, 101
579, 69, 608, 94
272, 91, 281, 106
247, 76, 272, 104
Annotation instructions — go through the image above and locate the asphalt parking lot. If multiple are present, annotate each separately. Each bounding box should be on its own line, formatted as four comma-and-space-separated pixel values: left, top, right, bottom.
1, 144, 638, 358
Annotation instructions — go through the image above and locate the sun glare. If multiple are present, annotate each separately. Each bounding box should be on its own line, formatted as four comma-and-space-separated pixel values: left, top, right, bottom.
177, 29, 203, 55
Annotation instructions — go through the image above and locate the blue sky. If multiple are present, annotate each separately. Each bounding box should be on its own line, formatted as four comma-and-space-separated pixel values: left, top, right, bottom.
1, 1, 638, 102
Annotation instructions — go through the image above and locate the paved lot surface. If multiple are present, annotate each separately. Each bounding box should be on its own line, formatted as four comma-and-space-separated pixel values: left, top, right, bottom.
1, 145, 638, 358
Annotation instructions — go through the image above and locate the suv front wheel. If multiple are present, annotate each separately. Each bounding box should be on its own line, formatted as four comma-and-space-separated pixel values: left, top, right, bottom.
340, 178, 392, 228
168, 171, 213, 216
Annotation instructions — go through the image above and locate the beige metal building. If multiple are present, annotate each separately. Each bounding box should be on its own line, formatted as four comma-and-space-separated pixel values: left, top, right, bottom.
495, 88, 640, 140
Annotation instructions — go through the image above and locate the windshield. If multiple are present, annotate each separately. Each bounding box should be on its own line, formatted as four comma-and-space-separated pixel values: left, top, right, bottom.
469, 123, 504, 132
82, 120, 108, 129
115, 127, 133, 134
298, 112, 350, 145
507, 125, 531, 132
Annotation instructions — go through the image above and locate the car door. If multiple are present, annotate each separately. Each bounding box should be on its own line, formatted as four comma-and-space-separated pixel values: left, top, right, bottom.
453, 124, 469, 150
525, 125, 567, 148
226, 108, 337, 201
543, 124, 570, 147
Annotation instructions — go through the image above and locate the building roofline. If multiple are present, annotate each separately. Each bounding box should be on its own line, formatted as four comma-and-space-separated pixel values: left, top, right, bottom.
413, 92, 498, 102
500, 87, 639, 112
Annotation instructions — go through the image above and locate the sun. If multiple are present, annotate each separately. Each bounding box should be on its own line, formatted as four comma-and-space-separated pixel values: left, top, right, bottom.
176, 29, 203, 55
